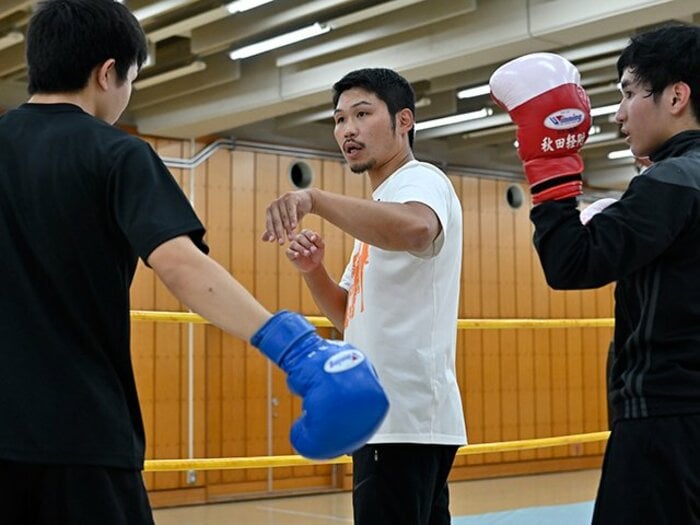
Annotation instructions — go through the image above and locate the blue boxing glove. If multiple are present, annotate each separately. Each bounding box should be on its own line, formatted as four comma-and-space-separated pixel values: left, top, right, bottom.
251, 310, 389, 459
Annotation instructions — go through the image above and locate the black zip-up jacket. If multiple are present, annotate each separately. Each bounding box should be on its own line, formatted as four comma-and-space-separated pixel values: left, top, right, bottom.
531, 130, 700, 422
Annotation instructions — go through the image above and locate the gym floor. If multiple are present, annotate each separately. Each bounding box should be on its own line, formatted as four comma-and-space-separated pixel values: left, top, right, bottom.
153, 468, 600, 524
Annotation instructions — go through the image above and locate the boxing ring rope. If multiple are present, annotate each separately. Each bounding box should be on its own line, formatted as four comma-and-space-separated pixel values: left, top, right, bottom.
144, 431, 610, 472
132, 310, 614, 473
131, 310, 614, 329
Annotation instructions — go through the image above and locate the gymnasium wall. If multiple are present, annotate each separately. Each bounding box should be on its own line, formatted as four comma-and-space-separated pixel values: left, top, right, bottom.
132, 137, 614, 507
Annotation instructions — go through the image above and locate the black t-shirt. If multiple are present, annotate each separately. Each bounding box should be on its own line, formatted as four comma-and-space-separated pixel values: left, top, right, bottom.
0, 103, 208, 469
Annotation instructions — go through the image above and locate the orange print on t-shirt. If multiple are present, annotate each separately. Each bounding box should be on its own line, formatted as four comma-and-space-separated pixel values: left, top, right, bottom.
344, 242, 369, 328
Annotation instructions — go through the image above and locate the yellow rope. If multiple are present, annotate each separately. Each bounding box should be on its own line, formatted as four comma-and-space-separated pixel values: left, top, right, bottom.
131, 310, 209, 324
132, 310, 613, 472
144, 431, 610, 472
457, 318, 614, 329
131, 310, 614, 329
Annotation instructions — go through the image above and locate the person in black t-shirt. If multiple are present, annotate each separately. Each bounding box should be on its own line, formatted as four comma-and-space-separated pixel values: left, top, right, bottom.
490, 23, 700, 524
0, 1, 388, 523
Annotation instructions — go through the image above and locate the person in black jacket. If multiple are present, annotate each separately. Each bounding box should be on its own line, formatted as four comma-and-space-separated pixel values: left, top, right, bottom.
490, 23, 700, 524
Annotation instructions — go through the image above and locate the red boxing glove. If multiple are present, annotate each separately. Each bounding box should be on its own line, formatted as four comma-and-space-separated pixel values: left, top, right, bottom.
489, 53, 591, 204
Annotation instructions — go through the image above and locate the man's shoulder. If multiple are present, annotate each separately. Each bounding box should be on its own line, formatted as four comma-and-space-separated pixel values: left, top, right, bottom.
399, 161, 458, 199
398, 159, 447, 176
417, 159, 447, 174
392, 160, 450, 185
643, 153, 700, 191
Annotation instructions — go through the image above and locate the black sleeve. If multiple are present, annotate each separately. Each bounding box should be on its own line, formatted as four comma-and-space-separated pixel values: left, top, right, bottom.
530, 173, 694, 290
109, 139, 209, 262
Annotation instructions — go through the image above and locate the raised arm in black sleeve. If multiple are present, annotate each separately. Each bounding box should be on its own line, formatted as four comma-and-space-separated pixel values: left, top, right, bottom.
530, 167, 696, 290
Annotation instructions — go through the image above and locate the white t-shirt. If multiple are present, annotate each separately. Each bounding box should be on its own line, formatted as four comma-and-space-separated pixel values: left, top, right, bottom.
339, 160, 467, 445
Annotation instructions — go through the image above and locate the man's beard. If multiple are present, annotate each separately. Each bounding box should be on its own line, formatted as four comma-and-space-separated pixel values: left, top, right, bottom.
349, 159, 375, 173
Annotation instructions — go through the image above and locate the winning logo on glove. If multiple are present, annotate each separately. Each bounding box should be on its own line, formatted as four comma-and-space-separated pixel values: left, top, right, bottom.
323, 348, 366, 373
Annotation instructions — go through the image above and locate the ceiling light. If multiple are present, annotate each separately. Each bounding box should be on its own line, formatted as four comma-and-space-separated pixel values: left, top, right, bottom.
415, 108, 493, 132
591, 104, 619, 117
560, 37, 630, 62
456, 84, 490, 100
0, 30, 24, 52
229, 23, 330, 61
226, 0, 275, 14
131, 0, 191, 21
462, 124, 516, 140
326, 0, 425, 29
276, 0, 427, 67
607, 149, 633, 160
585, 131, 620, 145
134, 60, 207, 90
586, 83, 620, 97
415, 96, 431, 108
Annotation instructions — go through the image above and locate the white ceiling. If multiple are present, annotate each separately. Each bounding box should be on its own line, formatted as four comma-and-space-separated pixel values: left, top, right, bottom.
1, 0, 699, 196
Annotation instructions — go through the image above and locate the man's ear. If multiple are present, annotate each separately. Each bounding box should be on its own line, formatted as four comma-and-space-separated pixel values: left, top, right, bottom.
668, 81, 691, 115
396, 107, 415, 135
95, 59, 117, 91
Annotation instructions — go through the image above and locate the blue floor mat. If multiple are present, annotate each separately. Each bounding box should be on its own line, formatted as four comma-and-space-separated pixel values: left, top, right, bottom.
453, 501, 594, 525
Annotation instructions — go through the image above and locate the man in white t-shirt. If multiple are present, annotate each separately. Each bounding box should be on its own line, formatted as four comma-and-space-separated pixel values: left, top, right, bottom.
263, 68, 466, 525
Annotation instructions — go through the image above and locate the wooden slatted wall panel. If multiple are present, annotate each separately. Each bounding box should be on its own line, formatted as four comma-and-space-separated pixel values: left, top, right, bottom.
203, 147, 239, 493
246, 152, 279, 495
497, 180, 519, 464
479, 179, 502, 465
130, 142, 614, 505
513, 183, 536, 463
202, 147, 226, 491
272, 156, 303, 488
185, 140, 208, 495
459, 176, 484, 469
152, 138, 187, 492
448, 173, 612, 482
272, 156, 336, 490
218, 149, 256, 491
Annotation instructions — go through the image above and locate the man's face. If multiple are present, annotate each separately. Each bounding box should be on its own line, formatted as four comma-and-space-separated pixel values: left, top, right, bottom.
615, 67, 670, 158
333, 87, 400, 174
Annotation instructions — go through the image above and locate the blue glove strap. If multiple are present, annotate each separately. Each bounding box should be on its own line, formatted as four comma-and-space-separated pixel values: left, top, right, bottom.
250, 310, 315, 366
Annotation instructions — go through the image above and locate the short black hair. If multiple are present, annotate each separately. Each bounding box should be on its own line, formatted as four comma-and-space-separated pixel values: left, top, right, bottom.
27, 0, 148, 95
617, 23, 700, 121
332, 68, 416, 148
